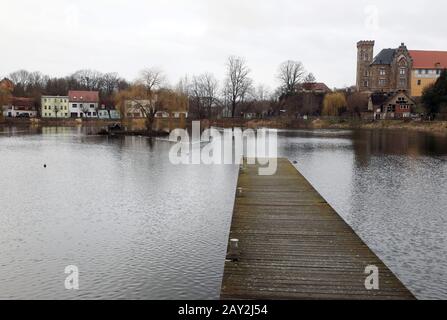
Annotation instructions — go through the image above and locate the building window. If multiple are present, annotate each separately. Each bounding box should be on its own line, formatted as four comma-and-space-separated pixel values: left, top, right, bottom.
399, 78, 406, 86
73, 104, 77, 108
417, 80, 422, 86
379, 79, 386, 86
380, 68, 386, 76
364, 70, 369, 77
400, 68, 406, 75
362, 52, 369, 61
425, 69, 429, 74
90, 104, 95, 109
363, 80, 369, 87
418, 70, 422, 75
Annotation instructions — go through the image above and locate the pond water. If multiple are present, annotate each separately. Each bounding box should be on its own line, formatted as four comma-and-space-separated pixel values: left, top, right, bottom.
0, 126, 446, 300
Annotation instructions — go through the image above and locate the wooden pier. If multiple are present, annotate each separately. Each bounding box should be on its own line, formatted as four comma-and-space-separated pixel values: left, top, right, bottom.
221, 158, 415, 300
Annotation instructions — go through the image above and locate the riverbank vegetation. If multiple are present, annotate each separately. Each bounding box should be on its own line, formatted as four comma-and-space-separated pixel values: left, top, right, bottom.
2, 60, 447, 132
422, 69, 447, 118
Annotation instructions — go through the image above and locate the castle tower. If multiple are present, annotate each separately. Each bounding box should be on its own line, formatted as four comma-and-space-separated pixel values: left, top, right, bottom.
393, 42, 413, 93
356, 40, 375, 92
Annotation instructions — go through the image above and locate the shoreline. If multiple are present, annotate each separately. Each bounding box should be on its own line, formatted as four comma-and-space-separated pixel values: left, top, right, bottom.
208, 118, 447, 136
2, 117, 447, 136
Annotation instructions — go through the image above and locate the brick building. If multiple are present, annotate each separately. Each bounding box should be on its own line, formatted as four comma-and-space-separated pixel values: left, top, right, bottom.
357, 40, 447, 98
356, 41, 413, 94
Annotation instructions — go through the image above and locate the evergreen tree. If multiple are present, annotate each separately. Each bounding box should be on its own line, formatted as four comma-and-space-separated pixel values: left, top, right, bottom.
422, 69, 447, 116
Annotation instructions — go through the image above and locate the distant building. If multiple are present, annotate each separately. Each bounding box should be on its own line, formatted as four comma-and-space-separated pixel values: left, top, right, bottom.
41, 96, 69, 118
123, 100, 152, 118
155, 111, 170, 118
68, 91, 99, 118
409, 50, 447, 97
356, 41, 412, 94
370, 91, 415, 120
356, 40, 447, 97
2, 97, 37, 118
98, 104, 121, 120
171, 111, 188, 119
299, 82, 332, 94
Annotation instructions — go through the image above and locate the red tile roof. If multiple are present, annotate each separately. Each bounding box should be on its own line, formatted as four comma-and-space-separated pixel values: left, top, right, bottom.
409, 50, 447, 69
68, 91, 99, 103
301, 82, 331, 93
10, 97, 36, 109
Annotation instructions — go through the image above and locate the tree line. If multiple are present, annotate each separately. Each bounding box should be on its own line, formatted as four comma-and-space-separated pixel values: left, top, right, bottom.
1, 56, 327, 118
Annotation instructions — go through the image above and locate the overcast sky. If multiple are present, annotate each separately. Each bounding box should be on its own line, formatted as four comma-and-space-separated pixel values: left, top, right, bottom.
1, 0, 446, 90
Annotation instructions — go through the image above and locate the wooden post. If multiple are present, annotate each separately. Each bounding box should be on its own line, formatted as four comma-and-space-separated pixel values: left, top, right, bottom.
226, 239, 240, 262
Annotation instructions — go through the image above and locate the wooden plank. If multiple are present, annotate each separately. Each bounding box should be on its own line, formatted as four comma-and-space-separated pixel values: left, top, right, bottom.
221, 158, 415, 300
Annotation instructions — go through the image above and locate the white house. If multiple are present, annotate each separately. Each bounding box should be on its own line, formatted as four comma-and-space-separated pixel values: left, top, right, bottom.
68, 91, 99, 118
2, 97, 37, 118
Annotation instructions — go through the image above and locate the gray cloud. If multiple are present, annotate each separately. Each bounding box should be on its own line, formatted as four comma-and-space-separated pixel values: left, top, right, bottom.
1, 0, 446, 89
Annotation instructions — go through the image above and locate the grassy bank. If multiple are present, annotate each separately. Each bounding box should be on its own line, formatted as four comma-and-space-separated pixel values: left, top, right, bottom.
208, 118, 447, 135
314, 119, 447, 135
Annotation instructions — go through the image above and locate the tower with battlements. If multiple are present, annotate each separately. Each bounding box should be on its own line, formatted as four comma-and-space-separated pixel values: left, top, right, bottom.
356, 41, 375, 92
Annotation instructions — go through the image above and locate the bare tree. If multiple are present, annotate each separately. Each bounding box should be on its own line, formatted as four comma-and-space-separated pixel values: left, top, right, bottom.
277, 60, 306, 95
8, 70, 48, 97
201, 73, 219, 118
190, 76, 205, 119
224, 56, 253, 118
115, 84, 187, 135
101, 72, 122, 97
8, 70, 32, 87
71, 69, 104, 91
190, 73, 219, 119
137, 68, 166, 93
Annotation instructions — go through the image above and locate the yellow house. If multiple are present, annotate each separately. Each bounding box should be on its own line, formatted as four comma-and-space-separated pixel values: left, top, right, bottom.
409, 50, 447, 97
41, 96, 70, 118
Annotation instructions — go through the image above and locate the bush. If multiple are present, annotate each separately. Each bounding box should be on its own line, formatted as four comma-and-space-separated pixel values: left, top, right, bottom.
322, 93, 347, 116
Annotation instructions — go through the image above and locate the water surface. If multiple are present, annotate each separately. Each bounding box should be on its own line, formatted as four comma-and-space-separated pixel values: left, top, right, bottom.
0, 127, 238, 299
1, 127, 447, 300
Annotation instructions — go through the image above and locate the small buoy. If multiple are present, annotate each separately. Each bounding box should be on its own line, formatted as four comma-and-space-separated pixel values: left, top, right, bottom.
44, 164, 47, 168
293, 161, 298, 164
